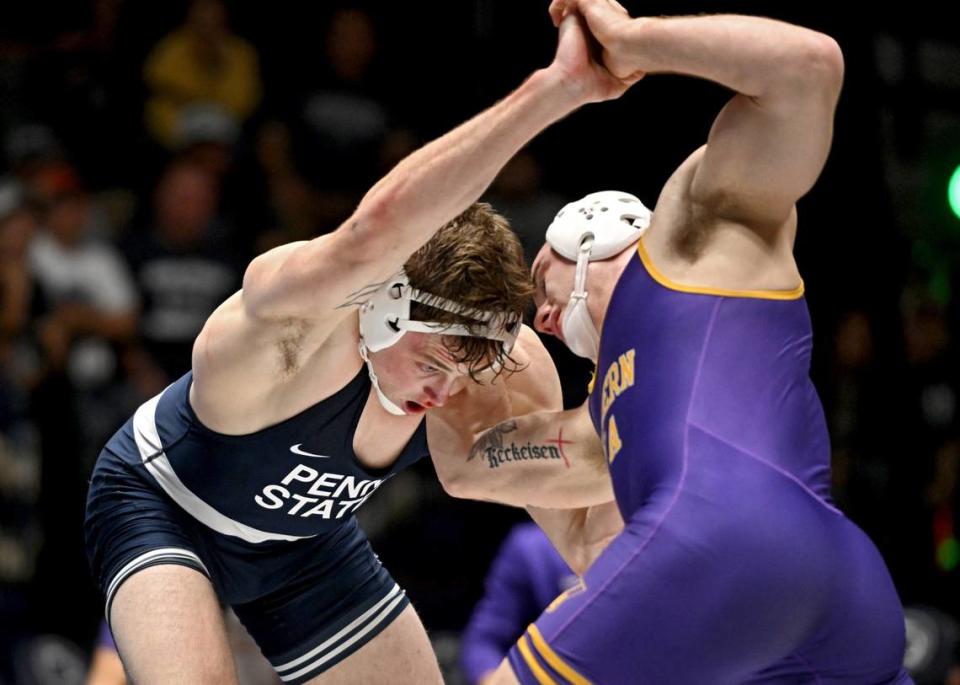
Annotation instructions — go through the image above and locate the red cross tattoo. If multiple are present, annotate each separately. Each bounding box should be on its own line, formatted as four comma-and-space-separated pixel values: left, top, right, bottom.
544, 428, 573, 469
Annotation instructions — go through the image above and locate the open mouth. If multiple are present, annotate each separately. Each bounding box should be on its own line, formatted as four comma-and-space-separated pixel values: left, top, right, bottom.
404, 401, 427, 414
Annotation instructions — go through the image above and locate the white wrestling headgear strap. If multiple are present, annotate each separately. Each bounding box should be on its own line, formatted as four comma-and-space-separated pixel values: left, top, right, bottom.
358, 270, 522, 415
562, 236, 602, 361
359, 270, 521, 352
357, 340, 407, 416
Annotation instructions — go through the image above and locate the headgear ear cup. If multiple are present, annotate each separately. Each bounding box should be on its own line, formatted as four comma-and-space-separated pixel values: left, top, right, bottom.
546, 191, 651, 261
545, 191, 652, 361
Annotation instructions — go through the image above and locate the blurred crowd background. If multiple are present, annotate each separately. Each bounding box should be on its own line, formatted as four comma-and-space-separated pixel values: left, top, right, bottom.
1, 1, 959, 683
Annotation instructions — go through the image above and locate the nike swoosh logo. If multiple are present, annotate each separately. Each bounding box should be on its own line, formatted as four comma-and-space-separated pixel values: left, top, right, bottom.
290, 444, 330, 459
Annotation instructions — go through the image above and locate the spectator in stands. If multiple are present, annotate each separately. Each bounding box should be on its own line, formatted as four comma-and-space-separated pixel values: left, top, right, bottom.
143, 0, 261, 150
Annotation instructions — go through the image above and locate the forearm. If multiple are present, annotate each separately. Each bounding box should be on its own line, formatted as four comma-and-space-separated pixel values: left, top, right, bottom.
244, 14, 628, 321
356, 69, 582, 258
241, 70, 583, 321
611, 15, 840, 97
526, 501, 623, 576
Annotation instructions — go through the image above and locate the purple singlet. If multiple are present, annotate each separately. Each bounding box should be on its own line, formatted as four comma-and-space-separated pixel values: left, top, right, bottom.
508, 242, 912, 684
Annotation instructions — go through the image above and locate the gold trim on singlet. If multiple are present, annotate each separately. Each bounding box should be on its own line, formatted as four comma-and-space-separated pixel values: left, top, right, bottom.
636, 240, 805, 300
516, 634, 558, 685
528, 625, 592, 685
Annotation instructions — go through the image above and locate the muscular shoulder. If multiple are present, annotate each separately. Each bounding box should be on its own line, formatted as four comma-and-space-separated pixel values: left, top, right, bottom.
644, 147, 713, 260
428, 326, 561, 438
644, 148, 800, 289
190, 296, 361, 433
500, 325, 563, 415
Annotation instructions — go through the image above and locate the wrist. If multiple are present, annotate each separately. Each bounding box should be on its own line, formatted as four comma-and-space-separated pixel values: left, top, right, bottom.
529, 66, 591, 112
610, 16, 655, 72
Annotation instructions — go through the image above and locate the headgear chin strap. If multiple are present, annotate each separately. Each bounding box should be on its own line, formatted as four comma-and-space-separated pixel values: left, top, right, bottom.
357, 340, 407, 415
545, 191, 652, 361
560, 238, 601, 360
358, 270, 521, 415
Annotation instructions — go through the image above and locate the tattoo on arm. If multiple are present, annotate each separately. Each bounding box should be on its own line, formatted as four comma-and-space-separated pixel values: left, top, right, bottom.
336, 279, 388, 310
470, 423, 575, 470
544, 427, 572, 469
468, 420, 518, 462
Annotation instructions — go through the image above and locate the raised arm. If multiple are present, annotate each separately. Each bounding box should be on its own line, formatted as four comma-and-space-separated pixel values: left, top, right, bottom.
240, 15, 635, 335
552, 0, 844, 228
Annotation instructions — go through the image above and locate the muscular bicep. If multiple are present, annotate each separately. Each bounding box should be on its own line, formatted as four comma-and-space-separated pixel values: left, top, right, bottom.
458, 403, 610, 508
690, 38, 844, 228
505, 326, 564, 415
240, 215, 403, 328
428, 327, 609, 508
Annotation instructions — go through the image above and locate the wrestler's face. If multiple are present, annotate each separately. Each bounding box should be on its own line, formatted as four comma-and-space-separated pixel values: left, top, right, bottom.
531, 243, 577, 343
366, 332, 469, 414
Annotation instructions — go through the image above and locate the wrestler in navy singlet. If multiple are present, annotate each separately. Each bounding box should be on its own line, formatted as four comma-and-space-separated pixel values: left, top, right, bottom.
509, 242, 912, 684
124, 367, 424, 538
85, 366, 428, 683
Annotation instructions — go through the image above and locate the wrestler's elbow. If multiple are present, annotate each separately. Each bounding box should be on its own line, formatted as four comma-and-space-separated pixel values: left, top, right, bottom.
804, 33, 844, 92
436, 465, 477, 500
780, 33, 844, 97
437, 471, 466, 498
438, 468, 520, 506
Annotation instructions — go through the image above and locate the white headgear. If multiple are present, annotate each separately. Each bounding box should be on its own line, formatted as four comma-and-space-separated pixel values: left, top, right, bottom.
544, 191, 652, 361
358, 270, 521, 415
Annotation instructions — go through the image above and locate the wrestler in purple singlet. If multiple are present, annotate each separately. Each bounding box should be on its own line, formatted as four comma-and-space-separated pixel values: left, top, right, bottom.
508, 242, 912, 684
462, 523, 576, 684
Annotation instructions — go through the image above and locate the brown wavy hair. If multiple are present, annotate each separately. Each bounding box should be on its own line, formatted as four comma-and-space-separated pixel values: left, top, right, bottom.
404, 202, 533, 380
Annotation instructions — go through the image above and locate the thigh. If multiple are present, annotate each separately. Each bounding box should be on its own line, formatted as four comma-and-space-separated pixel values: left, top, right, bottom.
85, 446, 208, 617
233, 521, 427, 684
111, 564, 237, 685
303, 605, 442, 685
223, 609, 283, 684
505, 505, 816, 684
86, 448, 235, 682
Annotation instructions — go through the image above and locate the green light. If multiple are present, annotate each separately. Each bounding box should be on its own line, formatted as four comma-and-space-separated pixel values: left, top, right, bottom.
950, 165, 960, 221
937, 537, 960, 572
